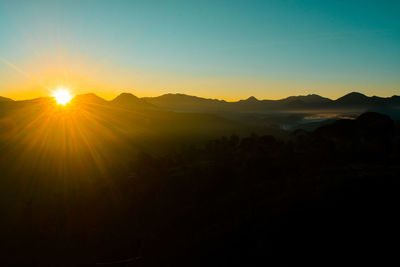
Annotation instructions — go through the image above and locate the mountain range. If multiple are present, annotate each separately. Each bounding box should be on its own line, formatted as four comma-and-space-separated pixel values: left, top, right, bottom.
2, 92, 399, 113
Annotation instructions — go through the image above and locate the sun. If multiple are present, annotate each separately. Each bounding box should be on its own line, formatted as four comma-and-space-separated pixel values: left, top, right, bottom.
52, 88, 73, 105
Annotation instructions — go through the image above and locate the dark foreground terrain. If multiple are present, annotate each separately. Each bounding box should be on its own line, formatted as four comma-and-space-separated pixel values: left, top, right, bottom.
0, 102, 400, 265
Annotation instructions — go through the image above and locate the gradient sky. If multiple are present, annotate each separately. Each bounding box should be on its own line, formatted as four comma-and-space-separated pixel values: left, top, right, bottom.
0, 0, 399, 100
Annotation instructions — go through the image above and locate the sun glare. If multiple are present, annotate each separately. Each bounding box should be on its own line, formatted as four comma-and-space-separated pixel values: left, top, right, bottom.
52, 88, 73, 105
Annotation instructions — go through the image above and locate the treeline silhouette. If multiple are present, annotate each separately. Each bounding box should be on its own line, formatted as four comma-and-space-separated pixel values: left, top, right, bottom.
1, 112, 399, 266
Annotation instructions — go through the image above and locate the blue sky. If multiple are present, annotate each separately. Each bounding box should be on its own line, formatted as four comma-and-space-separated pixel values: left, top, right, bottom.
0, 0, 399, 100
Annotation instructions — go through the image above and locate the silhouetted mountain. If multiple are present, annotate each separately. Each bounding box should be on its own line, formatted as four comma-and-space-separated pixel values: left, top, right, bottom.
2, 92, 400, 114
280, 94, 332, 104
0, 92, 269, 147
244, 96, 259, 102
334, 92, 370, 106
356, 112, 395, 137
72, 93, 108, 105
142, 93, 227, 112
389, 95, 400, 105
231, 96, 276, 111
330, 92, 400, 111
142, 92, 400, 113
272, 95, 332, 110
0, 96, 13, 102
9, 97, 54, 109
111, 92, 155, 110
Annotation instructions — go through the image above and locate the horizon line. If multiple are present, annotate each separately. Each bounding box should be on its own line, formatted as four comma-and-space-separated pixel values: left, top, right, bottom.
1, 91, 400, 103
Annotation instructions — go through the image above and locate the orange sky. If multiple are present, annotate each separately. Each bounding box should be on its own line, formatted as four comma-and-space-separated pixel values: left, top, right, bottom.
1, 52, 399, 102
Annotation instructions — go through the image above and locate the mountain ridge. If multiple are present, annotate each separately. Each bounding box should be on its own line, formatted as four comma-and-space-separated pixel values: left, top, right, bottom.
1, 92, 399, 113
111, 92, 155, 109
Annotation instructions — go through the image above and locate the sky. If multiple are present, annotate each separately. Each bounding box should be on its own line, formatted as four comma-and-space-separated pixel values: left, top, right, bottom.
0, 0, 399, 100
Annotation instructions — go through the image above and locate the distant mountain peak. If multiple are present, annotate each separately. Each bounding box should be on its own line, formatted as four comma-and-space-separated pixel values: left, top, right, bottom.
351, 91, 365, 95
280, 94, 332, 104
111, 92, 154, 109
344, 92, 367, 97
336, 92, 369, 103
246, 96, 259, 102
73, 93, 107, 104
113, 92, 139, 101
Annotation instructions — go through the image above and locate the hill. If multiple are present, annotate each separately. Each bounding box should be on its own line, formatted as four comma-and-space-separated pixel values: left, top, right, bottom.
111, 92, 155, 110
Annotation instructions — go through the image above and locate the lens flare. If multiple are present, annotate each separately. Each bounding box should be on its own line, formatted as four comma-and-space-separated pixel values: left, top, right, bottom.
52, 88, 73, 105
